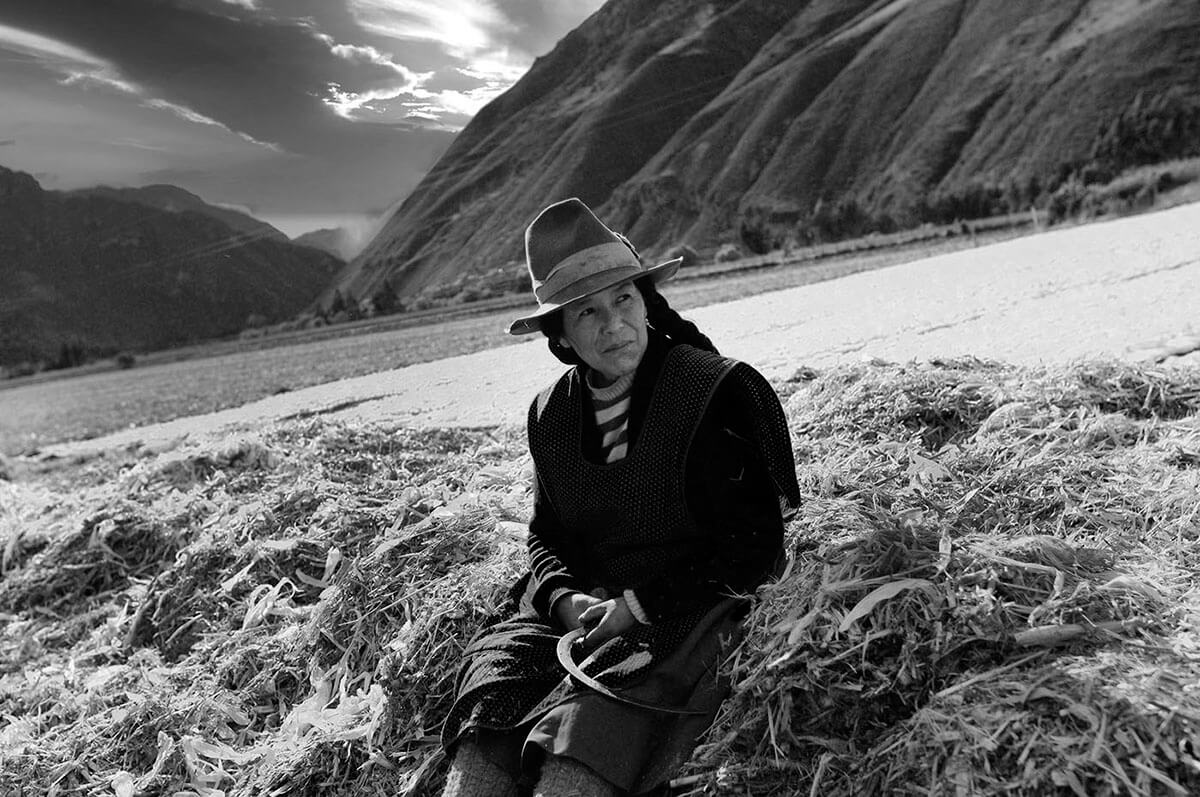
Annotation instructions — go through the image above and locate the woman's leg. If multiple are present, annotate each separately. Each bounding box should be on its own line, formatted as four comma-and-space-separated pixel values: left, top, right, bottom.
440, 739, 519, 797
533, 755, 619, 797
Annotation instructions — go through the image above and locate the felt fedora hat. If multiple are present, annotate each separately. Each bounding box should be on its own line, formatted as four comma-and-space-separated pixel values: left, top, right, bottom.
507, 198, 681, 335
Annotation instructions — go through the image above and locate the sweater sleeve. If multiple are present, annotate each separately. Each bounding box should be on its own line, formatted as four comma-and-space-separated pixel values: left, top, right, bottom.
526, 463, 587, 621
629, 371, 795, 622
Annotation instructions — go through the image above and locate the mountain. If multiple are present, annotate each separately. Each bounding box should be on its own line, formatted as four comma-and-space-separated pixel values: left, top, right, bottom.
336, 0, 1200, 303
73, 184, 288, 244
0, 166, 343, 369
293, 227, 355, 260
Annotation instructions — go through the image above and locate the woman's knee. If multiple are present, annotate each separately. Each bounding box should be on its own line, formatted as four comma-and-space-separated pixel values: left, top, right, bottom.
533, 755, 619, 797
442, 738, 519, 797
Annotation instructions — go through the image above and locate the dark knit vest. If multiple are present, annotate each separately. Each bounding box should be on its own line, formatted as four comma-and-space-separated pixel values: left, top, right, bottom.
528, 344, 735, 593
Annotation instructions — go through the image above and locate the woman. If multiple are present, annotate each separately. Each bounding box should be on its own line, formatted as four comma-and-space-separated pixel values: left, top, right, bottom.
440, 198, 800, 796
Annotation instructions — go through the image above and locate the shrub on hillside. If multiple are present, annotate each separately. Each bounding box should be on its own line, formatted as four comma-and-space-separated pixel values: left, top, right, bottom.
371, 280, 401, 315
1091, 86, 1200, 175
49, 339, 89, 371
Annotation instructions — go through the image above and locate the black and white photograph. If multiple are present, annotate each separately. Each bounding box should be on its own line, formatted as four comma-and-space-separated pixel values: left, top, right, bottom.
2, 1, 1199, 794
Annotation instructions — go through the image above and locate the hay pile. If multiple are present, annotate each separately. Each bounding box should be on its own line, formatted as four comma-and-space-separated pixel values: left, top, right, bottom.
1, 424, 529, 796
1, 358, 1198, 796
684, 358, 1200, 795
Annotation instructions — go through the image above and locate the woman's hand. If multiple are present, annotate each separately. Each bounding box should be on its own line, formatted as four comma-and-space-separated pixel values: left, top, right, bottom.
553, 591, 602, 631
578, 598, 637, 649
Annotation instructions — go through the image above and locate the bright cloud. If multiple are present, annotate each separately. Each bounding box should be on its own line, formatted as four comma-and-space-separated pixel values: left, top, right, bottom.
316, 29, 438, 121
323, 63, 515, 127
323, 82, 416, 119
349, 0, 507, 58
316, 33, 428, 84
60, 70, 142, 96
145, 98, 226, 127
0, 23, 124, 83
145, 97, 284, 151
330, 1, 546, 128
415, 66, 520, 115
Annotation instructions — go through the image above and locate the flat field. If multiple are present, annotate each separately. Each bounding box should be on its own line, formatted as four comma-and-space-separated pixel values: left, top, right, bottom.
0, 231, 1023, 456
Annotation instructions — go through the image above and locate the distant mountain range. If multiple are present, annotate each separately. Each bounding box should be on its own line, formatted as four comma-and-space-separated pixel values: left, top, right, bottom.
293, 227, 359, 260
0, 166, 342, 370
73, 184, 290, 245
335, 0, 1200, 303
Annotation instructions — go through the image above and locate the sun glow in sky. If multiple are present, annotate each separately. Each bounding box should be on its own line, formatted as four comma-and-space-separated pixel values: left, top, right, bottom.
0, 0, 605, 237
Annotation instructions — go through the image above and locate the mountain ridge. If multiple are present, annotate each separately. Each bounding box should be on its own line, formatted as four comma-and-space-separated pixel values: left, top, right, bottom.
71, 184, 289, 245
334, 0, 1200, 304
0, 165, 342, 370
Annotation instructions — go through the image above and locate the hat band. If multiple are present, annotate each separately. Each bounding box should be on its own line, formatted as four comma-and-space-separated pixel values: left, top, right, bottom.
533, 242, 639, 304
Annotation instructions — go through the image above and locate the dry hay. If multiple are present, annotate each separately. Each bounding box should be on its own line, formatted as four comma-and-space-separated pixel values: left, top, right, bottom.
0, 421, 529, 796
1, 358, 1198, 796
683, 358, 1200, 795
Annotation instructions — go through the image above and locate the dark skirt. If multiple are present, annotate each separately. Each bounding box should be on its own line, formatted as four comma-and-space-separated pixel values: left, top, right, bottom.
441, 588, 747, 793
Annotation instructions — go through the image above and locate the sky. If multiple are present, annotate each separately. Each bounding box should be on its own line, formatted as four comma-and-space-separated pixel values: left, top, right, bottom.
0, 0, 606, 242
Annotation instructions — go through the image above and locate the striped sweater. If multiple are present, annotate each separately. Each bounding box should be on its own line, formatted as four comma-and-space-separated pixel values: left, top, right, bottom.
586, 370, 634, 463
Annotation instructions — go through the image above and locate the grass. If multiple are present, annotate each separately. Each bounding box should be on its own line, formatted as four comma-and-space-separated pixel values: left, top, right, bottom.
0, 228, 1030, 457
2, 358, 1198, 795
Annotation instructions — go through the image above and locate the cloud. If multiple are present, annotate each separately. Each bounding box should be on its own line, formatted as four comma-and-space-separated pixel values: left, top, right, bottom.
0, 21, 121, 82
339, 0, 603, 127
0, 0, 602, 221
0, 20, 280, 151
345, 0, 603, 64
323, 81, 417, 120
325, 38, 424, 79
110, 138, 172, 153
349, 0, 506, 59
144, 98, 284, 151
315, 32, 438, 121
2, 0, 606, 138
488, 0, 606, 58
420, 66, 488, 94
0, 1, 426, 150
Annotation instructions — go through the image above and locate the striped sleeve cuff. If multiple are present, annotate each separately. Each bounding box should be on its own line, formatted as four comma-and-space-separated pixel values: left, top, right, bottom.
548, 587, 581, 620
623, 589, 651, 625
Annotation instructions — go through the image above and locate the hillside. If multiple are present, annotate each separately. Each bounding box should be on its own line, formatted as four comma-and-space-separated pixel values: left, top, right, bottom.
293, 226, 355, 260
0, 166, 343, 370
73, 184, 289, 244
336, 0, 1200, 303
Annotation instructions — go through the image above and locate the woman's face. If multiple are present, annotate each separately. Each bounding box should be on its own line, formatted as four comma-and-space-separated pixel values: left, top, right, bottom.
558, 280, 648, 386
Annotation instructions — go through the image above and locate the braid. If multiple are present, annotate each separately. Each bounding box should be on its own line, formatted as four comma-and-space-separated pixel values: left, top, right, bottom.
636, 279, 719, 354
618, 228, 718, 352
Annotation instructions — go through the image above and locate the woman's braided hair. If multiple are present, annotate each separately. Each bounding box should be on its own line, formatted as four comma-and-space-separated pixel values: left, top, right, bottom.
538, 232, 718, 365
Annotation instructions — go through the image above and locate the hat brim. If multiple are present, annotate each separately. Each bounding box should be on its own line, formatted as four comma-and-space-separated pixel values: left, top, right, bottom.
506, 257, 682, 336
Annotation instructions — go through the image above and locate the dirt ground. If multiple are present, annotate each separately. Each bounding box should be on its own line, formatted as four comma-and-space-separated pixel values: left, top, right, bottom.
42, 201, 1200, 459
